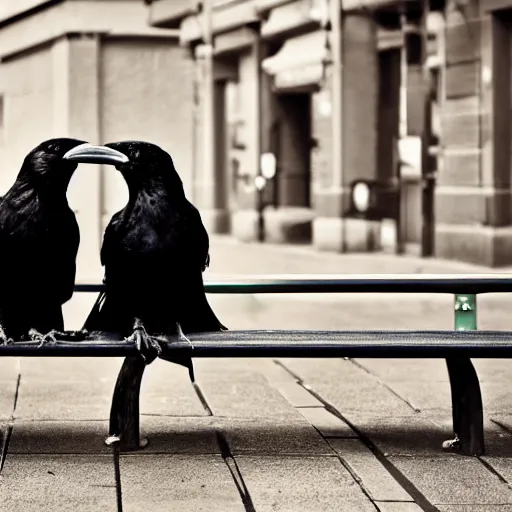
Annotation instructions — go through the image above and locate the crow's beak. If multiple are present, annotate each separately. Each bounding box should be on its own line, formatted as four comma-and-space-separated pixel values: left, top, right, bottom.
63, 143, 129, 165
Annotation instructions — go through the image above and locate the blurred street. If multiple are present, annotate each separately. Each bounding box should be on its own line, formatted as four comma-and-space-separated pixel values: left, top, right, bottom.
2, 236, 512, 510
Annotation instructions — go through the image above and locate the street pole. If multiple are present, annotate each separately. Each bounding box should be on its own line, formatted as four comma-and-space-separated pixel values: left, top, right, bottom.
202, 0, 215, 210
395, 7, 408, 255
329, 0, 344, 249
256, 39, 265, 243
330, 0, 342, 189
420, 0, 434, 257
399, 9, 408, 141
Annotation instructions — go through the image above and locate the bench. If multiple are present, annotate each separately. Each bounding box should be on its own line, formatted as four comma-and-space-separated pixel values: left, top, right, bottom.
2, 274, 511, 458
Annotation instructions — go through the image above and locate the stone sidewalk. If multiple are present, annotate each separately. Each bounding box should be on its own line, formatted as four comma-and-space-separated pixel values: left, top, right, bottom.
2, 236, 512, 511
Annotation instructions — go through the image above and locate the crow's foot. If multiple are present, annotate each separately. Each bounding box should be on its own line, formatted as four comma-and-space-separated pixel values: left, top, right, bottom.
49, 329, 90, 341
28, 328, 59, 348
28, 328, 88, 347
0, 323, 13, 345
125, 318, 161, 365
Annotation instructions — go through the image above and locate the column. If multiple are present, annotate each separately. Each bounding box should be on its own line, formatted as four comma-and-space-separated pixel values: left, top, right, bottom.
436, 0, 512, 266
312, 12, 379, 252
53, 34, 103, 282
231, 39, 264, 241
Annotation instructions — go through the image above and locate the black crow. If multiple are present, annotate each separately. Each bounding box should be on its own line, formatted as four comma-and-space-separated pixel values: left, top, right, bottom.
0, 137, 89, 345
63, 141, 226, 375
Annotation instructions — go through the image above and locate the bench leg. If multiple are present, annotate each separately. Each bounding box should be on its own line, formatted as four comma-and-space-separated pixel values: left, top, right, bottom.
444, 357, 484, 456
107, 356, 149, 452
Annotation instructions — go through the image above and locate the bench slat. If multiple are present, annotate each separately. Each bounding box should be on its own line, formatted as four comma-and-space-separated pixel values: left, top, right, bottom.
1, 330, 512, 357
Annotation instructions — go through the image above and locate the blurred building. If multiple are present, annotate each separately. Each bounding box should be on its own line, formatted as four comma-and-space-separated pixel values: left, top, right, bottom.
145, 0, 512, 267
0, 0, 194, 279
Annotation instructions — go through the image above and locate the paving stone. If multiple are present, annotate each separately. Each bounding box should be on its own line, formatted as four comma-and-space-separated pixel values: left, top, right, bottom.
218, 417, 332, 455
299, 407, 358, 437
353, 358, 449, 382
278, 357, 366, 384
195, 358, 297, 384
0, 454, 117, 511
390, 456, 512, 505
0, 422, 9, 456
140, 359, 208, 416
120, 454, 244, 511
344, 414, 453, 456
329, 438, 413, 502
139, 416, 221, 454
9, 420, 111, 454
14, 378, 114, 420
426, 412, 512, 457
376, 504, 423, 512
473, 359, 512, 383
479, 456, 512, 484
0, 378, 18, 419
10, 416, 222, 455
19, 357, 120, 381
196, 379, 303, 419
0, 357, 21, 380
236, 455, 377, 512
386, 381, 452, 411
278, 358, 418, 417
273, 382, 323, 407
308, 379, 417, 417
481, 382, 512, 414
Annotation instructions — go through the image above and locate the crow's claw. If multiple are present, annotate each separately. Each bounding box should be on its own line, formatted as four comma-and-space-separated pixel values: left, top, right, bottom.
125, 318, 161, 365
0, 323, 13, 345
48, 329, 90, 341
28, 328, 59, 348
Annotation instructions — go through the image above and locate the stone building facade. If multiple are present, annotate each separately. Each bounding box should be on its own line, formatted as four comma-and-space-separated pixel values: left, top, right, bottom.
0, 0, 195, 279
149, 0, 512, 267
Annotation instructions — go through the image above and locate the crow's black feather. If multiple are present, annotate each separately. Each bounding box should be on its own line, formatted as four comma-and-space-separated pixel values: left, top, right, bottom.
0, 138, 87, 342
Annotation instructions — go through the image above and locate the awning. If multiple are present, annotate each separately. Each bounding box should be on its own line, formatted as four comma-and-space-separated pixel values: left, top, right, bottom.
262, 30, 330, 91
148, 0, 200, 29
261, 0, 325, 40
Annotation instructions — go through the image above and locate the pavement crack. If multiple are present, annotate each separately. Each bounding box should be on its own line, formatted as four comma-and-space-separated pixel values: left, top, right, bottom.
272, 360, 302, 383
216, 431, 256, 512
1, 372, 21, 474
478, 456, 509, 485
12, 373, 21, 415
0, 423, 12, 473
491, 418, 512, 435
275, 360, 440, 512
109, 440, 124, 512
193, 382, 213, 416
330, 448, 380, 510
345, 359, 421, 414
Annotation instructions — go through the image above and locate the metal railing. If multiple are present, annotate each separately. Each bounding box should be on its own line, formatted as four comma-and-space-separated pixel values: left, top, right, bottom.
74, 272, 511, 331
